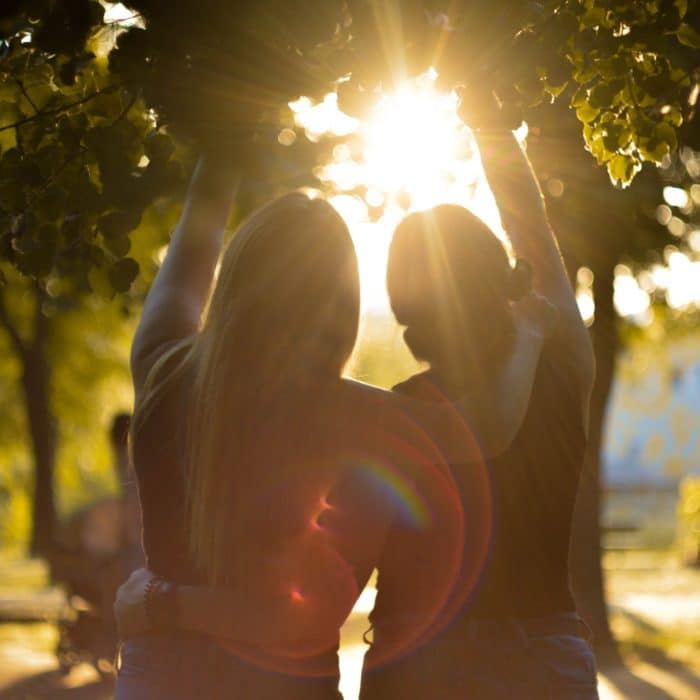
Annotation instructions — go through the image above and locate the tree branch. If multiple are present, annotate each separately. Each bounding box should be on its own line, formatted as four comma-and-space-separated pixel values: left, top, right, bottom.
0, 290, 25, 356
31, 285, 49, 351
112, 91, 138, 126
0, 85, 123, 134
16, 79, 39, 114
34, 146, 87, 200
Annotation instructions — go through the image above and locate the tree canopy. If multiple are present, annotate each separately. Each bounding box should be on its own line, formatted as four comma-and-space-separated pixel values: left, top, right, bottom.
112, 0, 700, 186
1, 1, 699, 287
0, 1, 180, 294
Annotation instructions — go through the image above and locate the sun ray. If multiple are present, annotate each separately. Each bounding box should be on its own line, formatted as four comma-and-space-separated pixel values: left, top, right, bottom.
292, 74, 508, 311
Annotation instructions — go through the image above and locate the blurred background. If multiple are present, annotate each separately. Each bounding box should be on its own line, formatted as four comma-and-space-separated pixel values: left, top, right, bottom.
0, 1, 699, 699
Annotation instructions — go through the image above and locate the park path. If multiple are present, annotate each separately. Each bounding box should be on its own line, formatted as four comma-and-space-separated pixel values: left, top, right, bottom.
4, 624, 696, 700
0, 624, 110, 700
0, 619, 697, 700
0, 558, 698, 699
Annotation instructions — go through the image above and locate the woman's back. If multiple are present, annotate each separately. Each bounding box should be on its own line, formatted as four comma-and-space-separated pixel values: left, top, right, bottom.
132, 367, 424, 689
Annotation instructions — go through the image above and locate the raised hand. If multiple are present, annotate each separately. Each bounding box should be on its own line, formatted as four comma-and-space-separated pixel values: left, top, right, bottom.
456, 84, 523, 131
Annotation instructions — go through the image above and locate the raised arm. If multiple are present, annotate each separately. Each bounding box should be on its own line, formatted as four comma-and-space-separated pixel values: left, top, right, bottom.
130, 156, 238, 395
469, 113, 594, 399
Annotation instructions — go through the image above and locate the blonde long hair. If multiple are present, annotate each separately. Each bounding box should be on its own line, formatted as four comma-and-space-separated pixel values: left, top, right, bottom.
132, 193, 360, 584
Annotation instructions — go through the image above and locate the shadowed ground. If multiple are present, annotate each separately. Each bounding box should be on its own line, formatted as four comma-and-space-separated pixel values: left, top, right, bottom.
0, 554, 698, 699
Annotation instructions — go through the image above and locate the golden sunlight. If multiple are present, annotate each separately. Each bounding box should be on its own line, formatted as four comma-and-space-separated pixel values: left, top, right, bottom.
361, 82, 470, 207
293, 83, 700, 322
292, 74, 506, 312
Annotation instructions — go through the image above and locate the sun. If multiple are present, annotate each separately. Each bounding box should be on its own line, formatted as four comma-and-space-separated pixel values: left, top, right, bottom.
361, 84, 469, 208
291, 74, 505, 312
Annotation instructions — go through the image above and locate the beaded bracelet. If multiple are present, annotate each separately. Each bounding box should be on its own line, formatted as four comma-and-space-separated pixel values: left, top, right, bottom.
143, 575, 164, 629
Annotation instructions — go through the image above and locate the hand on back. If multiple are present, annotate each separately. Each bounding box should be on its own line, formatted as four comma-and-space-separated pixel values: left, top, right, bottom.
114, 567, 151, 639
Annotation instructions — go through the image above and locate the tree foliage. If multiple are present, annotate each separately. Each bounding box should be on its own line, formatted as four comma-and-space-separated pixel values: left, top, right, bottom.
1, 1, 699, 285
109, 0, 700, 187
0, 1, 180, 292
0, 265, 133, 549
0, 201, 178, 552
336, 0, 699, 187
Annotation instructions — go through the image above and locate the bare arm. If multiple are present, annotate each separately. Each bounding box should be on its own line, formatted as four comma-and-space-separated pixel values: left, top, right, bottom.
115, 469, 394, 654
130, 156, 238, 395
115, 538, 360, 657
473, 126, 595, 400
176, 574, 355, 657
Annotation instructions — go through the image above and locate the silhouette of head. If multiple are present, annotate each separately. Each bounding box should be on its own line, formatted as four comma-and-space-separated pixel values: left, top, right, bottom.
387, 204, 530, 386
200, 193, 359, 381
187, 193, 360, 583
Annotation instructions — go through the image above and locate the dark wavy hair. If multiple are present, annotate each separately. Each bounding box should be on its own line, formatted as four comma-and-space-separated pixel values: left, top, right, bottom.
387, 204, 531, 385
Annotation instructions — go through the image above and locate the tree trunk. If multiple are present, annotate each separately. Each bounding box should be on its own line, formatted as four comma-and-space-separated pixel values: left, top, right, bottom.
21, 301, 57, 559
569, 266, 622, 667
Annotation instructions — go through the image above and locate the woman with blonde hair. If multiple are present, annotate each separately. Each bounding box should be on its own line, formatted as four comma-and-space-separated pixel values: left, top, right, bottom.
114, 155, 553, 699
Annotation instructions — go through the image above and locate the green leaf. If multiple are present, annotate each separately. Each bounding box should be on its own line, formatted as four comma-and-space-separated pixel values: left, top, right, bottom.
677, 23, 700, 48
588, 133, 613, 164
580, 6, 607, 28
607, 154, 637, 186
576, 102, 600, 123
617, 127, 633, 149
87, 244, 105, 267
145, 133, 175, 164
545, 80, 569, 99
602, 123, 623, 152
0, 181, 25, 213
38, 186, 66, 222
98, 210, 141, 239
61, 215, 87, 244
571, 84, 588, 108
88, 265, 115, 299
655, 121, 678, 153
108, 257, 139, 293
662, 106, 683, 127
589, 82, 620, 109
639, 138, 669, 162
102, 234, 131, 258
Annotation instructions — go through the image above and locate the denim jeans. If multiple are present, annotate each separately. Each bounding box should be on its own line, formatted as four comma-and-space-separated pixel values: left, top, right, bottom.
461, 629, 600, 699
116, 634, 217, 700
115, 633, 342, 700
361, 613, 600, 700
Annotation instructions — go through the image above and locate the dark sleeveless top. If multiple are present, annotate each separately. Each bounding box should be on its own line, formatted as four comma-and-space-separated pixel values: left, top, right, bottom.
363, 338, 587, 694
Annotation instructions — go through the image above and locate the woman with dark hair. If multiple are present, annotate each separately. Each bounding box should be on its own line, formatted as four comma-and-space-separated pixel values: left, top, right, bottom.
359, 109, 598, 698
113, 154, 552, 699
